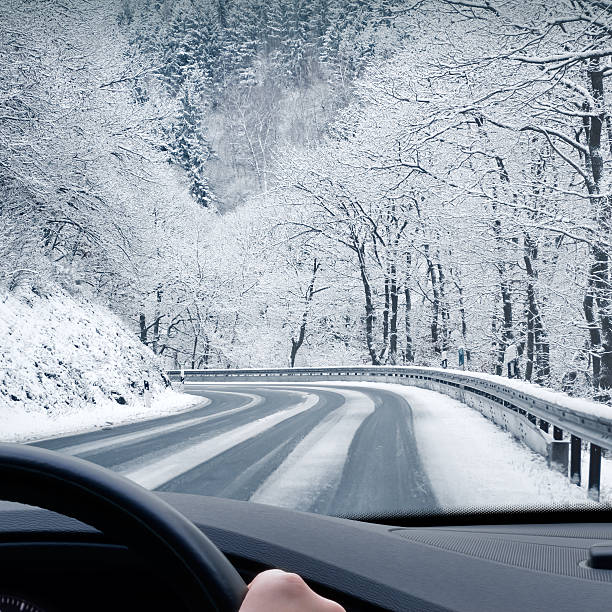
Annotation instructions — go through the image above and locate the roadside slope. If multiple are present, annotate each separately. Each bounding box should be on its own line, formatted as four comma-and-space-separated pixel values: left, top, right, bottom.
0, 286, 199, 442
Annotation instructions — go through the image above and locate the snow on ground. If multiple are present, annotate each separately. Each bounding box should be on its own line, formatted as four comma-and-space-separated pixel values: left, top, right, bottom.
250, 387, 375, 509
361, 383, 603, 509
1, 388, 204, 444
0, 286, 201, 442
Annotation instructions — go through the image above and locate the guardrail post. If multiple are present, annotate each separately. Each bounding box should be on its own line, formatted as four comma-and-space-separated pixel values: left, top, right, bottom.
588, 443, 602, 502
553, 426, 563, 440
548, 440, 569, 474
570, 435, 581, 485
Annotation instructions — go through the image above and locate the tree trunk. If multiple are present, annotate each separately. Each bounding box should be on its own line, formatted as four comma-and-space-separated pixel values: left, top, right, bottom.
139, 313, 147, 345
456, 281, 467, 339
491, 300, 503, 375
501, 279, 513, 347
425, 245, 440, 350
437, 262, 450, 350
202, 337, 210, 367
382, 274, 390, 351
593, 244, 612, 391
494, 276, 514, 372
290, 259, 320, 367
474, 118, 516, 370
404, 286, 414, 363
151, 288, 162, 355
584, 279, 602, 389
356, 242, 380, 365
389, 261, 399, 363
525, 296, 535, 381
290, 310, 308, 368
191, 335, 198, 370
404, 252, 414, 363
536, 327, 550, 384
524, 234, 549, 384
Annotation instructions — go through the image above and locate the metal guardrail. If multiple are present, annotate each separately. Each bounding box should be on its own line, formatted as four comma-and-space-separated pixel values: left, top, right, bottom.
167, 366, 612, 501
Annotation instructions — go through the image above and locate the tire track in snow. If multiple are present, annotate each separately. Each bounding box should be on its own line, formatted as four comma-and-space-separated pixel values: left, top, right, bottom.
55, 392, 261, 457
318, 386, 436, 516
249, 387, 375, 511
157, 388, 344, 499
121, 391, 320, 490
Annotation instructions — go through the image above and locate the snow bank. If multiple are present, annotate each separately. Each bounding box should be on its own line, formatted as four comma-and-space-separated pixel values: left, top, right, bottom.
0, 286, 200, 442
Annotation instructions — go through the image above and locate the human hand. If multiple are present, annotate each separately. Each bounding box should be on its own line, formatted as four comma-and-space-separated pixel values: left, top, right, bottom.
238, 569, 346, 612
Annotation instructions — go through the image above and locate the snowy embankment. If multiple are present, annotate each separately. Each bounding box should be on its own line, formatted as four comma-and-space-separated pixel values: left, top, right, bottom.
0, 286, 200, 442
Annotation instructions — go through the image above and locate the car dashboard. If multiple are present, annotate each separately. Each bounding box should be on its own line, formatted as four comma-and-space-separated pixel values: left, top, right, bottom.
1, 495, 611, 611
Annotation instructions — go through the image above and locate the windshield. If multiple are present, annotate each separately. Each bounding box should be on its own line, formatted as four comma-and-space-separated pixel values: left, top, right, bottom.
2, 0, 612, 521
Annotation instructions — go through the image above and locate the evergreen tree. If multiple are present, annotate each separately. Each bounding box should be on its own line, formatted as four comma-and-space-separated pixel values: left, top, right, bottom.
216, 0, 228, 28
224, 0, 269, 83
168, 83, 215, 208
282, 0, 313, 83
162, 6, 223, 94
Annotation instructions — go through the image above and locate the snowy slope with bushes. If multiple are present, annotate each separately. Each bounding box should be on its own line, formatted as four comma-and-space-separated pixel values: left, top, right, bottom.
0, 286, 200, 442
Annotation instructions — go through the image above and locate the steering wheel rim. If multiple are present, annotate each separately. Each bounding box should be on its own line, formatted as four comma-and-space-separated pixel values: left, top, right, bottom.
0, 443, 248, 612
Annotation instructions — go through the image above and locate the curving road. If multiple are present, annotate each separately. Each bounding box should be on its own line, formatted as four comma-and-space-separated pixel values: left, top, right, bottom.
32, 383, 437, 516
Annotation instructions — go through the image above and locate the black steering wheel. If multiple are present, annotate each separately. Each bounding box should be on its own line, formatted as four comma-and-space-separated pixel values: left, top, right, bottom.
0, 443, 248, 611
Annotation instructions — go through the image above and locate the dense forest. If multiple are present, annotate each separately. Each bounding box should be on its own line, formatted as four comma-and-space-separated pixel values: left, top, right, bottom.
2, 0, 612, 402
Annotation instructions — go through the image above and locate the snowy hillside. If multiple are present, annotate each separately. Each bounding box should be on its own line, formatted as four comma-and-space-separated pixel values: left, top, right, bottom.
0, 286, 200, 442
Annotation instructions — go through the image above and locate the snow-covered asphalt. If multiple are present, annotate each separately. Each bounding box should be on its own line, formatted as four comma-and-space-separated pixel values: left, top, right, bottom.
32, 382, 598, 514
31, 383, 437, 515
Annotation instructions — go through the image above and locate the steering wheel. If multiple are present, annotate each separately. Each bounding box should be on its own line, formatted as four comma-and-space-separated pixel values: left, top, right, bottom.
0, 443, 248, 611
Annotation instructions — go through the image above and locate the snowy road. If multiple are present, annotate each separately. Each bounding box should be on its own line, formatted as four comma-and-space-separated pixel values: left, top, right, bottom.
31, 383, 438, 515
31, 382, 597, 514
